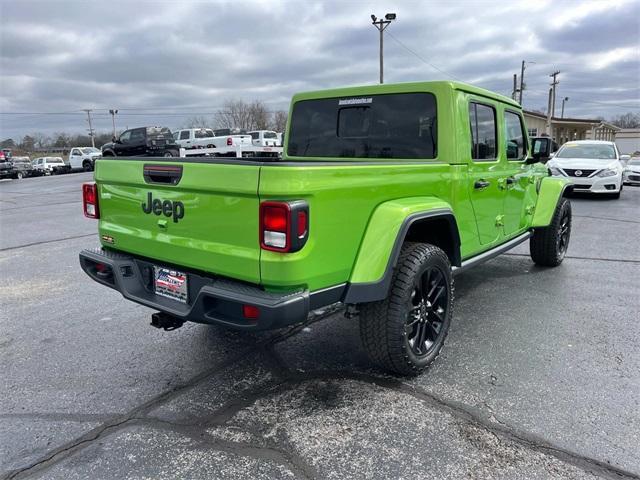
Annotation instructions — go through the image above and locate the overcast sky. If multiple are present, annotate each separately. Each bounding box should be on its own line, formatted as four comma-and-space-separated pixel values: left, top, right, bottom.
1, 0, 639, 140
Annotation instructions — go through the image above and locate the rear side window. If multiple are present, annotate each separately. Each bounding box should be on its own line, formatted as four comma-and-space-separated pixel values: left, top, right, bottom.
469, 103, 497, 160
504, 111, 527, 160
288, 93, 437, 159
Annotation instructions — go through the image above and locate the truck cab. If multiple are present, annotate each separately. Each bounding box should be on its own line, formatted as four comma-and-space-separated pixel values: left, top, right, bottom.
102, 127, 180, 158
69, 147, 102, 172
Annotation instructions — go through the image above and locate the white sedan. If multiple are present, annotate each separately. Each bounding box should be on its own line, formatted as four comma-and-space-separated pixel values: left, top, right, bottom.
623, 157, 640, 185
547, 140, 624, 199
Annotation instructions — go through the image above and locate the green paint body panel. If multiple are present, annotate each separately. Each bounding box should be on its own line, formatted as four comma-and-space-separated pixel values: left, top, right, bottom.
93, 81, 561, 298
531, 176, 572, 227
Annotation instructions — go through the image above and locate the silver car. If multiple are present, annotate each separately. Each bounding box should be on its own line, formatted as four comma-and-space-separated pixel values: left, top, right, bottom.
623, 157, 640, 185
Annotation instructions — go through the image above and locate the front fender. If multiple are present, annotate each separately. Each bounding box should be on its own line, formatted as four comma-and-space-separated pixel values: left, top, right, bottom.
344, 197, 456, 303
531, 177, 573, 228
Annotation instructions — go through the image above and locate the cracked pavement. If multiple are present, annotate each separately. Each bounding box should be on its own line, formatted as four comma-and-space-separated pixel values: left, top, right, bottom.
1, 173, 639, 479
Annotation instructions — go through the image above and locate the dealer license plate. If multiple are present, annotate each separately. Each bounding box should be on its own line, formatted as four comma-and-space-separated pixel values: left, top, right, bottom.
154, 267, 188, 303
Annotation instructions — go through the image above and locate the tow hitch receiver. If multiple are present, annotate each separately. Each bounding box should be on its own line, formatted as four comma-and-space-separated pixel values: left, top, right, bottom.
151, 312, 185, 331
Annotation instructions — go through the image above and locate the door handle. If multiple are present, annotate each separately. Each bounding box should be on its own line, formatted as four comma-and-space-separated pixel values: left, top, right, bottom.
474, 180, 490, 190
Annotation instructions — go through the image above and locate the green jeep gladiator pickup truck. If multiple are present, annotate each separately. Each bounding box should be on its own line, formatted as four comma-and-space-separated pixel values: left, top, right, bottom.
80, 81, 572, 375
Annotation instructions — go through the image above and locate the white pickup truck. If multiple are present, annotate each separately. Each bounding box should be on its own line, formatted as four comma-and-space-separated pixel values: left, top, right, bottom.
173, 128, 252, 150
248, 130, 279, 147
69, 147, 102, 171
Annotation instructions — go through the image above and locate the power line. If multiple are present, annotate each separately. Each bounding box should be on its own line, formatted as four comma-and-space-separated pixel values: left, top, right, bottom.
385, 31, 464, 82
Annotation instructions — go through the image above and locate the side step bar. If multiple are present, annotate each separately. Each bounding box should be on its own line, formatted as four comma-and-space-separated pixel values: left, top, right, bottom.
452, 231, 532, 276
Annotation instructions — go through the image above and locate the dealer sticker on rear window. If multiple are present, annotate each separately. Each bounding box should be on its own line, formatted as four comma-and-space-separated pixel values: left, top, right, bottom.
338, 97, 373, 106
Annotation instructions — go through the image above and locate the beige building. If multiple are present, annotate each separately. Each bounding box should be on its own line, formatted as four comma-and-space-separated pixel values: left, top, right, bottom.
523, 110, 619, 144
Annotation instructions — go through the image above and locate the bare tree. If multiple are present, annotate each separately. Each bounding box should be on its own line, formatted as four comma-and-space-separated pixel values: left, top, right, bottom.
249, 101, 269, 130
271, 110, 287, 132
216, 100, 254, 130
182, 116, 211, 129
32, 131, 50, 149
53, 132, 72, 148
610, 112, 640, 129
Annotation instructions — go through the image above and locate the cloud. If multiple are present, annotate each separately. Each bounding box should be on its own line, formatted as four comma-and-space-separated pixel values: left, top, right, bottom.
1, 0, 639, 139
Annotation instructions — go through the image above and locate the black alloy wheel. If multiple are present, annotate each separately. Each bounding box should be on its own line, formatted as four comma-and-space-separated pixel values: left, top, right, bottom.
406, 266, 448, 357
558, 207, 571, 256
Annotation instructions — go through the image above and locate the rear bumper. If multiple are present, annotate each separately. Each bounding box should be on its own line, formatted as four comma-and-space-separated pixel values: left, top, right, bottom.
79, 248, 344, 330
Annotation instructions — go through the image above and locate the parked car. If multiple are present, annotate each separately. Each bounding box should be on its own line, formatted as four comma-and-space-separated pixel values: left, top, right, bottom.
32, 157, 69, 175
79, 80, 572, 376
173, 128, 252, 150
9, 157, 35, 178
247, 130, 279, 147
0, 153, 36, 180
623, 157, 640, 185
69, 147, 102, 171
101, 127, 180, 157
547, 140, 624, 198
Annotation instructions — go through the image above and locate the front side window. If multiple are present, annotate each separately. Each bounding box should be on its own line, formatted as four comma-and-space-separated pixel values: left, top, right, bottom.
71, 149, 81, 156
119, 130, 132, 143
250, 132, 259, 139
469, 103, 497, 160
504, 111, 527, 160
264, 131, 277, 139
179, 131, 190, 140
288, 93, 437, 159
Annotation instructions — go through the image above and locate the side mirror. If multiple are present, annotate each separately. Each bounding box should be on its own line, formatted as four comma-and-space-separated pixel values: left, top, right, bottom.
112, 136, 118, 143
531, 138, 551, 163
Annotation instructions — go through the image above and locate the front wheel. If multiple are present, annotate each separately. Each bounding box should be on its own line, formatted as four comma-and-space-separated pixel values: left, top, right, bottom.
163, 150, 179, 158
359, 242, 453, 376
530, 197, 571, 267
15, 171, 23, 180
82, 161, 93, 172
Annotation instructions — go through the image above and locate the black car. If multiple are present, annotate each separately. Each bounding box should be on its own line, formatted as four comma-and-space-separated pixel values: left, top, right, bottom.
0, 152, 34, 180
101, 127, 180, 157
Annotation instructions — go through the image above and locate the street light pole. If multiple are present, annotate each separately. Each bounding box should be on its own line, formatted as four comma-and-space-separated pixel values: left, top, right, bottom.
109, 109, 118, 139
371, 13, 396, 84
561, 97, 569, 119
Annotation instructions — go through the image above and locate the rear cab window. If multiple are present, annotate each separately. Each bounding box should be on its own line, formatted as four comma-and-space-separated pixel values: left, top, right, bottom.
469, 102, 497, 161
288, 93, 437, 159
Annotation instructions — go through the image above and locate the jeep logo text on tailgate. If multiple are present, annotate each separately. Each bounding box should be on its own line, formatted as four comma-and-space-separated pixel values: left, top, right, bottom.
142, 192, 184, 223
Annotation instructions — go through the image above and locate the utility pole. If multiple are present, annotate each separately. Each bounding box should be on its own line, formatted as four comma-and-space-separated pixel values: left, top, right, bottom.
545, 88, 553, 135
512, 74, 518, 101
83, 109, 95, 148
549, 70, 560, 118
518, 60, 526, 104
109, 109, 118, 139
561, 97, 569, 119
371, 13, 396, 84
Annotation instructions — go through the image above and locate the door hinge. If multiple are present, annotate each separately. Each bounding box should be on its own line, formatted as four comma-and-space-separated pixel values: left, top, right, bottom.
495, 215, 504, 227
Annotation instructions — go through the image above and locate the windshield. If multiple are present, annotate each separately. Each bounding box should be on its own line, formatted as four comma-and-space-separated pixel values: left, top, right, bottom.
194, 129, 214, 138
288, 93, 437, 159
264, 131, 277, 139
555, 143, 616, 160
81, 148, 100, 154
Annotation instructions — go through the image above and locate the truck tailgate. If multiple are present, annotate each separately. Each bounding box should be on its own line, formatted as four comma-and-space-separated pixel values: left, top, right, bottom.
94, 159, 261, 283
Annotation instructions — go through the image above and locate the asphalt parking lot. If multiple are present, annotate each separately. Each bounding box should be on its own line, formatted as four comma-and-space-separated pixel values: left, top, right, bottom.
1, 173, 639, 480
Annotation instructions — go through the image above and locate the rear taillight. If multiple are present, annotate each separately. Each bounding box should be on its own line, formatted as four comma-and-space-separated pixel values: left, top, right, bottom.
226, 137, 233, 146
259, 200, 309, 252
82, 182, 99, 219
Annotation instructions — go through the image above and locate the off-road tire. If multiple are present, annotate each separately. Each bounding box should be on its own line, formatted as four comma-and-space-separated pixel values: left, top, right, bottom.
359, 242, 453, 376
530, 197, 571, 267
